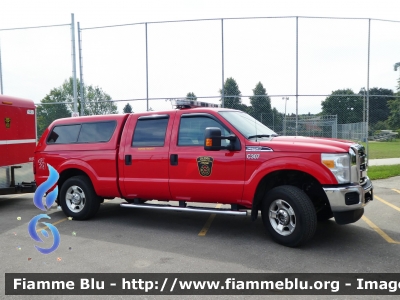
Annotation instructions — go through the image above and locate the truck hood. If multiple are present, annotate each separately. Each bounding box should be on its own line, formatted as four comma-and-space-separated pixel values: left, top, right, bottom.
256, 136, 355, 153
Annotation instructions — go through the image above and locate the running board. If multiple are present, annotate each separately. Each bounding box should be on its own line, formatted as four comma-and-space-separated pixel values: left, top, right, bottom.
120, 202, 248, 216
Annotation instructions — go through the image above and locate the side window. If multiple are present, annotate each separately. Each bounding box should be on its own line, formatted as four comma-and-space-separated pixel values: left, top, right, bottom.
178, 116, 230, 146
132, 117, 169, 147
77, 121, 116, 143
47, 124, 81, 144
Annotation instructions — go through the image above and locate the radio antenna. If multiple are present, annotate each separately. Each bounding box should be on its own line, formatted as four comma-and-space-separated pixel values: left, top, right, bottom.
255, 115, 258, 142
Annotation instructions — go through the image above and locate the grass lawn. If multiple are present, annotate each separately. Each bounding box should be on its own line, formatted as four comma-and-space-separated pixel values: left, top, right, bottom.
362, 139, 400, 159
367, 164, 400, 180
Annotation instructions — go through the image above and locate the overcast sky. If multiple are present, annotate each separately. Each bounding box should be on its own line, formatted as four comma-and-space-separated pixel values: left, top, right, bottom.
1, 0, 400, 115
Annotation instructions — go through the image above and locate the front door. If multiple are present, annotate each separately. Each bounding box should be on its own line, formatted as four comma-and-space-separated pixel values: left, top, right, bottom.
168, 111, 245, 203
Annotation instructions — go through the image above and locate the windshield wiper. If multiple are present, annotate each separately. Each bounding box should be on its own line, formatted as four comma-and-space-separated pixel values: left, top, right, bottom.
247, 134, 279, 139
247, 134, 271, 139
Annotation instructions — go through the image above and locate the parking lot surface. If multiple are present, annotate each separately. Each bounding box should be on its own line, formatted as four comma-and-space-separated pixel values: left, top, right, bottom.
1, 176, 399, 299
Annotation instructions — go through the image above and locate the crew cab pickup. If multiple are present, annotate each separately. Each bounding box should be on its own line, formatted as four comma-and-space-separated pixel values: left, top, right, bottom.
34, 100, 373, 247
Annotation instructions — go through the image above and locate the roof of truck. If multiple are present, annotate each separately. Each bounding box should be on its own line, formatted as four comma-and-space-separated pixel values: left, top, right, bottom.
50, 102, 237, 126
0, 94, 35, 108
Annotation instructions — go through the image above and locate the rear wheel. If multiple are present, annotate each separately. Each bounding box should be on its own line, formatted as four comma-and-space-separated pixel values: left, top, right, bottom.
261, 185, 317, 247
60, 175, 100, 220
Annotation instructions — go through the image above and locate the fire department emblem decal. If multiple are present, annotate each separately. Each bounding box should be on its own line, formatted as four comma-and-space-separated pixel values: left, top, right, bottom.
5, 117, 11, 128
197, 156, 214, 177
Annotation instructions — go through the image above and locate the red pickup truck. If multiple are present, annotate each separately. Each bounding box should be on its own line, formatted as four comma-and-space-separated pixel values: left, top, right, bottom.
34, 100, 373, 247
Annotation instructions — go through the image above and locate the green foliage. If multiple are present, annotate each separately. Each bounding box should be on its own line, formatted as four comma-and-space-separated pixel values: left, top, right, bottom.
271, 107, 284, 133
36, 88, 71, 138
186, 92, 197, 100
372, 120, 389, 131
387, 96, 400, 129
123, 103, 133, 113
36, 78, 117, 137
220, 77, 247, 111
249, 82, 272, 127
387, 74, 400, 129
365, 88, 393, 127
321, 89, 363, 124
56, 77, 118, 115
368, 164, 400, 180
361, 139, 400, 159
84, 85, 118, 115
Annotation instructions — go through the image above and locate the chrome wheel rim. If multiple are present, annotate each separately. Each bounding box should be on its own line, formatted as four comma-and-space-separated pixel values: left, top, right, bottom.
269, 199, 296, 236
65, 185, 86, 213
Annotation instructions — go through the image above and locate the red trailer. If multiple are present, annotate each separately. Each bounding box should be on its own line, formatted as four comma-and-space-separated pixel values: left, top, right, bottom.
0, 94, 36, 195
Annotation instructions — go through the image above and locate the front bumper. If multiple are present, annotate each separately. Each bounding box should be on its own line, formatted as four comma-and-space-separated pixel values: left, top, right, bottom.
322, 177, 373, 213
322, 177, 373, 225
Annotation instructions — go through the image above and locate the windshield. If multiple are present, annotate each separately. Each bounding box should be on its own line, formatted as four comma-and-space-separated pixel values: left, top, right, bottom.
219, 111, 277, 139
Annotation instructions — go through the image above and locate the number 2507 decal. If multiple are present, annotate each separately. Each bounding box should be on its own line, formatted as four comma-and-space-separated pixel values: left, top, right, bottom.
247, 154, 260, 159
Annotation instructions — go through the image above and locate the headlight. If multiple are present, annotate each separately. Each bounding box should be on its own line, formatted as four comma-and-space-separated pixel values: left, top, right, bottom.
321, 153, 350, 184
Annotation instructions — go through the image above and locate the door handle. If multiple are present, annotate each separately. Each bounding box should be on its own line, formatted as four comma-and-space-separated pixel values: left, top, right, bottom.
170, 154, 178, 166
125, 154, 132, 165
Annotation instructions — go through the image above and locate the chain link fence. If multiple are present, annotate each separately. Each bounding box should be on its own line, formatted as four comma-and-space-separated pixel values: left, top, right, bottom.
1, 16, 400, 142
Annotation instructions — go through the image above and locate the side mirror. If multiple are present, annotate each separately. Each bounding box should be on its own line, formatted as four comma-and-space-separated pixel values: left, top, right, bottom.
204, 127, 236, 151
204, 127, 222, 150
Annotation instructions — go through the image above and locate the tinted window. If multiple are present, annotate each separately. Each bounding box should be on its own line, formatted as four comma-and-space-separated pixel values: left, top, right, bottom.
178, 116, 230, 146
47, 124, 81, 144
77, 121, 116, 143
132, 118, 169, 147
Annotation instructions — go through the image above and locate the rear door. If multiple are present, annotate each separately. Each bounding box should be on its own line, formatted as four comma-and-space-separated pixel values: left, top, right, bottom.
168, 111, 245, 203
120, 112, 175, 200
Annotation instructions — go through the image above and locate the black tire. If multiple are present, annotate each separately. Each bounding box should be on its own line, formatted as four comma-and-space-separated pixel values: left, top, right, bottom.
317, 205, 334, 221
59, 175, 100, 220
261, 185, 317, 247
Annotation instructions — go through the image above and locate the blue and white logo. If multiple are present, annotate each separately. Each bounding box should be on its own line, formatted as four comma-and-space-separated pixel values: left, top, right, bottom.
28, 164, 60, 254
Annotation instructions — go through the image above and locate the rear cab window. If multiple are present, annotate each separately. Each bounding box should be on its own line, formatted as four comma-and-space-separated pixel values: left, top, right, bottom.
47, 121, 117, 144
131, 115, 169, 147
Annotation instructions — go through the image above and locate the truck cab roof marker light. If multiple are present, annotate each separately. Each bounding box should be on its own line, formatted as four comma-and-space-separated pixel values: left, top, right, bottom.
174, 99, 220, 109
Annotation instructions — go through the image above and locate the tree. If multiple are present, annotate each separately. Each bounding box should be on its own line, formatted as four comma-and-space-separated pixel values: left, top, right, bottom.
36, 88, 71, 137
387, 78, 400, 129
55, 77, 117, 116
321, 89, 363, 124
84, 85, 118, 115
220, 77, 246, 110
249, 82, 272, 126
123, 103, 133, 113
364, 88, 393, 128
186, 92, 197, 100
271, 107, 284, 133
388, 97, 400, 129
36, 78, 118, 137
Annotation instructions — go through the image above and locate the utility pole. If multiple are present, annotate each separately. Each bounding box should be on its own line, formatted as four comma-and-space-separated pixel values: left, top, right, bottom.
71, 13, 78, 116
282, 97, 289, 135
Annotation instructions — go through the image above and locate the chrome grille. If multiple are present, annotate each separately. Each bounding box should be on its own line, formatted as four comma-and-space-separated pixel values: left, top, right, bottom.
350, 144, 367, 185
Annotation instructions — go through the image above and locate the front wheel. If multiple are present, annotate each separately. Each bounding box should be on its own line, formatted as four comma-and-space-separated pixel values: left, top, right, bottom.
261, 185, 317, 247
59, 175, 100, 220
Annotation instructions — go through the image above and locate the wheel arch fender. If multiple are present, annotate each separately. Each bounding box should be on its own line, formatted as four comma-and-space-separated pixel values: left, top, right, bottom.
57, 160, 100, 196
247, 157, 334, 221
